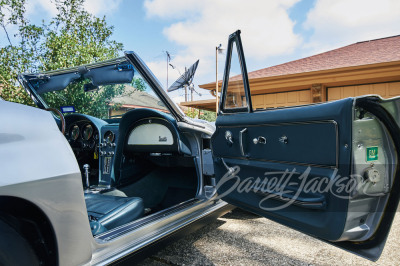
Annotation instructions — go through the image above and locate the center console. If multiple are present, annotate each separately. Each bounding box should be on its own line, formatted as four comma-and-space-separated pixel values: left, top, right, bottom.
98, 124, 119, 187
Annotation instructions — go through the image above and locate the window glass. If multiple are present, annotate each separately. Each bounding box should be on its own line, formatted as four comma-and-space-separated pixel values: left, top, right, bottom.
39, 65, 168, 120
224, 41, 248, 110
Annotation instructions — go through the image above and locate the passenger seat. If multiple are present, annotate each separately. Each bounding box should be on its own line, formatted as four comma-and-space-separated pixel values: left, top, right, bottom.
84, 194, 144, 235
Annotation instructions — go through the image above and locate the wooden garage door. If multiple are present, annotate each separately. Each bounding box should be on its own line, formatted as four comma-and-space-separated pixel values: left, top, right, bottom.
252, 89, 311, 109
327, 82, 400, 101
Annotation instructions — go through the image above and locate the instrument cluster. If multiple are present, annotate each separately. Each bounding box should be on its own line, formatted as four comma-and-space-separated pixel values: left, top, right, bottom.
67, 122, 99, 150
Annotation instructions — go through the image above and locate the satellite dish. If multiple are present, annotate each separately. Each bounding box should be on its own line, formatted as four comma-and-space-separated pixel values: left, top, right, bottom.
167, 60, 199, 92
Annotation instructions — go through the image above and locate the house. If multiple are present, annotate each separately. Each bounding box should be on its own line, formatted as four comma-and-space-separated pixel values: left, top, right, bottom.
181, 35, 400, 111
109, 85, 168, 118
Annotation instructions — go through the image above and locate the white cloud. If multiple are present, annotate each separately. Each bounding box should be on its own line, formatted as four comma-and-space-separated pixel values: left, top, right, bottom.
147, 0, 301, 60
303, 0, 400, 53
144, 0, 301, 94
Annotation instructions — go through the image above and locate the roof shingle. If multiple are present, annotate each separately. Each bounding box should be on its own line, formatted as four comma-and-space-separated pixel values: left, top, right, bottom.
247, 35, 400, 79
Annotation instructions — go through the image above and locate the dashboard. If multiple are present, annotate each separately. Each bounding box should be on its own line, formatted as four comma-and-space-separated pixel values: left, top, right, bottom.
63, 109, 192, 188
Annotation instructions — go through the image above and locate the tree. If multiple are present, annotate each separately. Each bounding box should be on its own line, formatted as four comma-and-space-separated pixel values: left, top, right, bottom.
0, 0, 124, 112
132, 77, 147, 92
184, 108, 216, 122
0, 0, 42, 105
42, 82, 127, 119
41, 0, 122, 70
199, 110, 216, 122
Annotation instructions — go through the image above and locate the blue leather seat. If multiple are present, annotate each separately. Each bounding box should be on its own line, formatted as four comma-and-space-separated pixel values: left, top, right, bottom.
84, 193, 144, 235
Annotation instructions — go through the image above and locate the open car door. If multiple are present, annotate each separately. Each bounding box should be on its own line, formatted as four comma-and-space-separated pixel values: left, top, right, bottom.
211, 30, 400, 261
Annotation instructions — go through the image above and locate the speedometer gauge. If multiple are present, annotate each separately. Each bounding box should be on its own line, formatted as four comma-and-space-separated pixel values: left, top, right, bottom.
70, 125, 80, 141
82, 124, 93, 140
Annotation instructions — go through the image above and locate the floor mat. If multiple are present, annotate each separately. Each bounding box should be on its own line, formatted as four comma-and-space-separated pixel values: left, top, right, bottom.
118, 167, 197, 209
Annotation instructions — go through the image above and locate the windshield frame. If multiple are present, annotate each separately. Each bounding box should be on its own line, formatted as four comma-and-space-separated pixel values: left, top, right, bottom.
18, 52, 186, 122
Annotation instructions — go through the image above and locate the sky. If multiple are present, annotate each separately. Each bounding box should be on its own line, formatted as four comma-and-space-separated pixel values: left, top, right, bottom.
2, 0, 400, 102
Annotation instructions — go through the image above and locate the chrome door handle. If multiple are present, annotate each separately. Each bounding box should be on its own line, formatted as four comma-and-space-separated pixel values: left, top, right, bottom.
239, 128, 248, 157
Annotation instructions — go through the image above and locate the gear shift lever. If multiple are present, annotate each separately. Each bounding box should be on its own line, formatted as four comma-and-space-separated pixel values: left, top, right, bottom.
83, 164, 90, 190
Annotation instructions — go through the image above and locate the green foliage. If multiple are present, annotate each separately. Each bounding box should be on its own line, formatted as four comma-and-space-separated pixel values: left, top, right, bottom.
0, 0, 41, 105
41, 0, 122, 70
0, 0, 123, 108
184, 108, 198, 119
132, 77, 147, 92
185, 108, 216, 122
199, 110, 216, 122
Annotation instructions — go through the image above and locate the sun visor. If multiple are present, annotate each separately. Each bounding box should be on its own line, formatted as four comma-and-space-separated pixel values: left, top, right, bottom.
85, 63, 134, 86
29, 72, 80, 94
26, 62, 134, 94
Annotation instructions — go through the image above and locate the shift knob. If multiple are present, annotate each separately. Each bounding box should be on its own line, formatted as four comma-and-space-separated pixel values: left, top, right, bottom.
83, 164, 90, 189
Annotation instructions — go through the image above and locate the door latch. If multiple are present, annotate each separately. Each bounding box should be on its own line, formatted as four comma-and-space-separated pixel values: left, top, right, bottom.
253, 136, 267, 145
225, 130, 233, 145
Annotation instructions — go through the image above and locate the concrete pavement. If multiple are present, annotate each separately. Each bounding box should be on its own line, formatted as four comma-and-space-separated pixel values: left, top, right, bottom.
139, 208, 400, 265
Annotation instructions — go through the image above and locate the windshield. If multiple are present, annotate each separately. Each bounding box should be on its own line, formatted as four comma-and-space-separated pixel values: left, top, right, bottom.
27, 59, 169, 120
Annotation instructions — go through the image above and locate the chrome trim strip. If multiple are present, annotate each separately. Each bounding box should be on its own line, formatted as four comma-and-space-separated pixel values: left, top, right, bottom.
93, 200, 230, 265
96, 198, 201, 241
239, 128, 247, 157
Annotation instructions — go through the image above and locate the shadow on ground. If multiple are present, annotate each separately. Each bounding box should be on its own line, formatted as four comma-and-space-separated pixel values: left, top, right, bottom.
138, 208, 321, 265
221, 207, 260, 220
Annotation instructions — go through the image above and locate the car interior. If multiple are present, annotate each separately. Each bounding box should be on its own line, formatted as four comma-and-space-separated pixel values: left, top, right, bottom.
21, 57, 208, 236
83, 109, 199, 235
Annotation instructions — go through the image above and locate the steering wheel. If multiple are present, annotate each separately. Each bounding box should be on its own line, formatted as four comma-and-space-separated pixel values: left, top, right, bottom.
46, 108, 66, 135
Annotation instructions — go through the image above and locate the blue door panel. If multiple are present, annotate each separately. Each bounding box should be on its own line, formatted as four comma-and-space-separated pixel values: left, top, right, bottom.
212, 98, 354, 241
213, 121, 337, 166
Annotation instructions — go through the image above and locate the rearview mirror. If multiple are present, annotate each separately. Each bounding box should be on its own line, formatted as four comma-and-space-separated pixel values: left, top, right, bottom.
84, 83, 99, 92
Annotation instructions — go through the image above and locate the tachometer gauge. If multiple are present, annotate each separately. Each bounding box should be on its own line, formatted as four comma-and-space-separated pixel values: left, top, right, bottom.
70, 125, 80, 141
82, 124, 93, 140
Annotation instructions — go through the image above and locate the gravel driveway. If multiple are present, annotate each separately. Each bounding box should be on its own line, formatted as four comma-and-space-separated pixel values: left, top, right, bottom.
139, 208, 400, 265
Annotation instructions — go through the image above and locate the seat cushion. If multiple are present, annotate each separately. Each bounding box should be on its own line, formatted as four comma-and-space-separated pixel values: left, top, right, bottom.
85, 193, 144, 234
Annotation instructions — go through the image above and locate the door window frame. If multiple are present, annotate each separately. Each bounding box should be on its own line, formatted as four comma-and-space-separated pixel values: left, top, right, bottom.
219, 30, 253, 114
